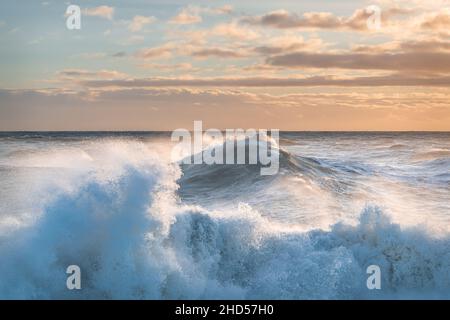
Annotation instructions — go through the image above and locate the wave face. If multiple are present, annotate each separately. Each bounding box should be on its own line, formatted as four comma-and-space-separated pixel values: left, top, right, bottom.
0, 132, 449, 299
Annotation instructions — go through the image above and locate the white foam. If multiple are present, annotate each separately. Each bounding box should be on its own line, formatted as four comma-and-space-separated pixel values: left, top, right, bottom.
1, 140, 450, 299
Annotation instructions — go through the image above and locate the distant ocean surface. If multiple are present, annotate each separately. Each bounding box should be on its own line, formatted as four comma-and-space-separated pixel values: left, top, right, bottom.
0, 132, 449, 299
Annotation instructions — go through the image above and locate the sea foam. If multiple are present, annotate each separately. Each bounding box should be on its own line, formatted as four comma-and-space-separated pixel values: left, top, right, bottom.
0, 140, 450, 299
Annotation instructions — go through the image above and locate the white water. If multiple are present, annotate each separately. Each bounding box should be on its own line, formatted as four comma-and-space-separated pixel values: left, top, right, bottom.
0, 133, 449, 299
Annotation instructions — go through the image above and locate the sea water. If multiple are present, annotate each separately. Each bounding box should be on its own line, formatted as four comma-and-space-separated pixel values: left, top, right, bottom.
0, 132, 449, 299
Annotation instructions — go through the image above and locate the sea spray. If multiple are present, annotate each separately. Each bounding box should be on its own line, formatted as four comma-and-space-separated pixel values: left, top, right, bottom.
0, 134, 450, 299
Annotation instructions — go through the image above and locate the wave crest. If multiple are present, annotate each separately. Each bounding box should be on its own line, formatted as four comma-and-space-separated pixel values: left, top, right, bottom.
1, 140, 450, 299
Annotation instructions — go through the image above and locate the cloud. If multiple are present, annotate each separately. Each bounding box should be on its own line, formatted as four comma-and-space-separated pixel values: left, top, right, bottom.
400, 39, 450, 52
241, 7, 412, 31
135, 44, 175, 59
267, 51, 450, 73
112, 51, 127, 58
191, 48, 248, 59
169, 5, 233, 25
135, 42, 249, 60
213, 5, 233, 15
78, 74, 450, 88
139, 63, 195, 72
2, 88, 450, 131
351, 39, 450, 54
175, 34, 324, 61
169, 7, 202, 25
208, 22, 260, 41
170, 22, 260, 45
241, 9, 368, 31
83, 6, 114, 20
128, 15, 156, 32
421, 9, 450, 30
57, 69, 128, 81
253, 35, 325, 55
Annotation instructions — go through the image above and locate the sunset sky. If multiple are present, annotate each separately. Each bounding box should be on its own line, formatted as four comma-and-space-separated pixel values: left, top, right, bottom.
0, 0, 449, 131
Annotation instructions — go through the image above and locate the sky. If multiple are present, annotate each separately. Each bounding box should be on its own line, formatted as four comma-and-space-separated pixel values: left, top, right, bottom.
0, 0, 449, 131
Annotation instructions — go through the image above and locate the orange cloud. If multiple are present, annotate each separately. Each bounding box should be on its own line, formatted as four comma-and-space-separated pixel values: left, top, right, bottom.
128, 15, 156, 32
83, 6, 114, 20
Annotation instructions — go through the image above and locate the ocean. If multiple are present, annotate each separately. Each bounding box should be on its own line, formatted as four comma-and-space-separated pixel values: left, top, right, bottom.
0, 132, 449, 299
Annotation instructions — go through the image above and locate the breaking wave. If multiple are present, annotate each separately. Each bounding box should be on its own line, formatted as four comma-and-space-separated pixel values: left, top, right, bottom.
177, 137, 369, 203
0, 140, 450, 299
